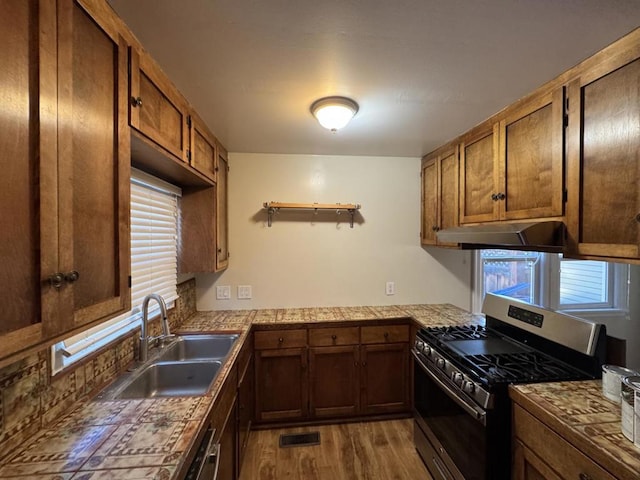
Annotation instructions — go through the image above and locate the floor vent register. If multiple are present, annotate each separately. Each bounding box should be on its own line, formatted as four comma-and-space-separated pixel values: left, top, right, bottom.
279, 431, 321, 448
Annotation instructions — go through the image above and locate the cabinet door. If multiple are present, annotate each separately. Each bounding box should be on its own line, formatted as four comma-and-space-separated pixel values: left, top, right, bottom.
309, 345, 360, 418
237, 355, 254, 473
421, 157, 438, 245
0, 0, 59, 358
129, 48, 189, 162
190, 113, 217, 182
255, 347, 308, 422
360, 343, 410, 414
179, 186, 217, 273
566, 54, 640, 258
216, 145, 230, 270
500, 88, 565, 220
460, 124, 500, 223
218, 396, 238, 480
438, 146, 459, 245
56, 0, 131, 332
513, 440, 562, 480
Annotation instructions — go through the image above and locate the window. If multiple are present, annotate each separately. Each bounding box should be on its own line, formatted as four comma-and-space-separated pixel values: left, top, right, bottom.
473, 250, 629, 321
51, 169, 181, 374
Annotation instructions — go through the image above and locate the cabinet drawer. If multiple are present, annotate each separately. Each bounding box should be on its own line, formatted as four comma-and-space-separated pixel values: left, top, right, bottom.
254, 329, 307, 350
361, 325, 409, 344
513, 405, 616, 480
309, 327, 359, 346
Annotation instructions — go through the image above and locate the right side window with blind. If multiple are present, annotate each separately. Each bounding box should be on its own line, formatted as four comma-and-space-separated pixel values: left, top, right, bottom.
474, 250, 629, 321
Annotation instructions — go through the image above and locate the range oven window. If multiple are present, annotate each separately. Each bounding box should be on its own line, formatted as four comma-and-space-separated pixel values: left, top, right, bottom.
413, 355, 510, 480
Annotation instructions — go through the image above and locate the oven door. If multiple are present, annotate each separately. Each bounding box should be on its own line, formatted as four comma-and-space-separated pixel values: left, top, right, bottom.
413, 350, 502, 480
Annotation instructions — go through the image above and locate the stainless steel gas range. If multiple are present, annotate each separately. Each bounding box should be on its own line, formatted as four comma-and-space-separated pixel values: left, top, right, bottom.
412, 293, 607, 480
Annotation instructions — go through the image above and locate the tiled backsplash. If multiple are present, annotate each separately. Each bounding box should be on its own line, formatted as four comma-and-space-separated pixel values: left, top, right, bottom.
0, 279, 197, 462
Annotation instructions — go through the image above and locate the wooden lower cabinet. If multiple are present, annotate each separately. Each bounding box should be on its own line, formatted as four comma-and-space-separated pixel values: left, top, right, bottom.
237, 353, 254, 474
512, 404, 616, 480
217, 395, 238, 480
514, 440, 562, 480
255, 346, 309, 422
361, 343, 410, 414
309, 345, 360, 418
255, 323, 411, 424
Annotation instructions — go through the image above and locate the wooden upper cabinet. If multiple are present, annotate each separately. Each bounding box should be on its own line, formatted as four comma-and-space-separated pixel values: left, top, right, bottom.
421, 157, 438, 245
566, 36, 640, 258
57, 0, 131, 331
460, 88, 565, 224
460, 124, 501, 223
500, 88, 565, 220
216, 144, 230, 271
129, 47, 189, 162
0, 0, 59, 357
189, 112, 218, 182
421, 145, 459, 246
0, 0, 130, 363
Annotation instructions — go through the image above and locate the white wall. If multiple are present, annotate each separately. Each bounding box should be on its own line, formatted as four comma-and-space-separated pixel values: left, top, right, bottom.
195, 153, 472, 310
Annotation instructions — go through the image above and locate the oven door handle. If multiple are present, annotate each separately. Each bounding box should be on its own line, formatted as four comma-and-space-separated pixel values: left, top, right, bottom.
413, 350, 487, 426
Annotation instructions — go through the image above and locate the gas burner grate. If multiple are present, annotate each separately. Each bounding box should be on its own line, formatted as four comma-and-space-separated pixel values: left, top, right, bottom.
421, 324, 488, 342
465, 351, 583, 385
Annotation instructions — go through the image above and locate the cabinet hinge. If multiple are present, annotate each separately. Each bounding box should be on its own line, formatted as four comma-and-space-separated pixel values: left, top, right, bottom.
186, 115, 192, 128
128, 275, 132, 288
563, 189, 568, 203
186, 149, 191, 161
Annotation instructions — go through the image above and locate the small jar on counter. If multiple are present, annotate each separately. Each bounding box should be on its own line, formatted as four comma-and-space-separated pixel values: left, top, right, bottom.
621, 376, 640, 445
602, 365, 638, 403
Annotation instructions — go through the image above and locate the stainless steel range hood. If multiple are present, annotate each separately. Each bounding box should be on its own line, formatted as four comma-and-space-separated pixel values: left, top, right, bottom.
436, 221, 565, 250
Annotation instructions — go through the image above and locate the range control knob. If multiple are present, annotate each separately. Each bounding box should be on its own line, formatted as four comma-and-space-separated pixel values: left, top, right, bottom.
452, 372, 464, 385
462, 381, 476, 395
435, 358, 445, 369
423, 345, 432, 357
415, 340, 424, 351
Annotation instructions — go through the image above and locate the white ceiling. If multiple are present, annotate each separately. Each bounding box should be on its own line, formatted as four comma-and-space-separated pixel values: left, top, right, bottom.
108, 0, 640, 158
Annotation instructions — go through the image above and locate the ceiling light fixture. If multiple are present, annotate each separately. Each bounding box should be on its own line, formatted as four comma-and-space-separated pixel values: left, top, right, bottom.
310, 96, 359, 132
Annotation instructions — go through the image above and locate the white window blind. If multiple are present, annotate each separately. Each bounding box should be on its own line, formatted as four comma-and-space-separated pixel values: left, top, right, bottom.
473, 251, 629, 322
51, 169, 181, 374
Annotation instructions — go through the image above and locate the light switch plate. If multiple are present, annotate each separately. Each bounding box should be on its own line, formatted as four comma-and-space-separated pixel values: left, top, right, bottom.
216, 285, 231, 300
238, 285, 252, 299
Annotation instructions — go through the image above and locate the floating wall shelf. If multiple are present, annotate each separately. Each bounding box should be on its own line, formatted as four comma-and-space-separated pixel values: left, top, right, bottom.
263, 202, 362, 228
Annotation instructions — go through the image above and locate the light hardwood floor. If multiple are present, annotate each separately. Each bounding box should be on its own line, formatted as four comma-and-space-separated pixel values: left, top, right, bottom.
239, 419, 432, 480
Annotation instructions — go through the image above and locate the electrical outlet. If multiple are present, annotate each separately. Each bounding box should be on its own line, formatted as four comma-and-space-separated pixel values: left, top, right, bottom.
238, 285, 252, 299
386, 281, 395, 296
216, 285, 231, 300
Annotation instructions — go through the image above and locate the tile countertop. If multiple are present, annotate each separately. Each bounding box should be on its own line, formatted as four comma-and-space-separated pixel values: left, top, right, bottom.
510, 380, 640, 480
0, 304, 480, 479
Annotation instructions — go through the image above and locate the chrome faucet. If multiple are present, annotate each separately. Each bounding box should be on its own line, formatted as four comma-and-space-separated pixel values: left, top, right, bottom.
139, 293, 171, 362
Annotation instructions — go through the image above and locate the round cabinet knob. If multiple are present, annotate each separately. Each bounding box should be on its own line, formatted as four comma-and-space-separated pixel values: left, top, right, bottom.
131, 96, 143, 107
331, 334, 337, 340
635, 213, 640, 223
278, 337, 284, 343
436, 358, 445, 369
48, 273, 64, 289
64, 271, 80, 283
491, 193, 498, 201
497, 192, 506, 200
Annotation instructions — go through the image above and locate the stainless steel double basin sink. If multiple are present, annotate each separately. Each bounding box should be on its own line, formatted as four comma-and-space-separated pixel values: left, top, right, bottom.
98, 334, 239, 400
